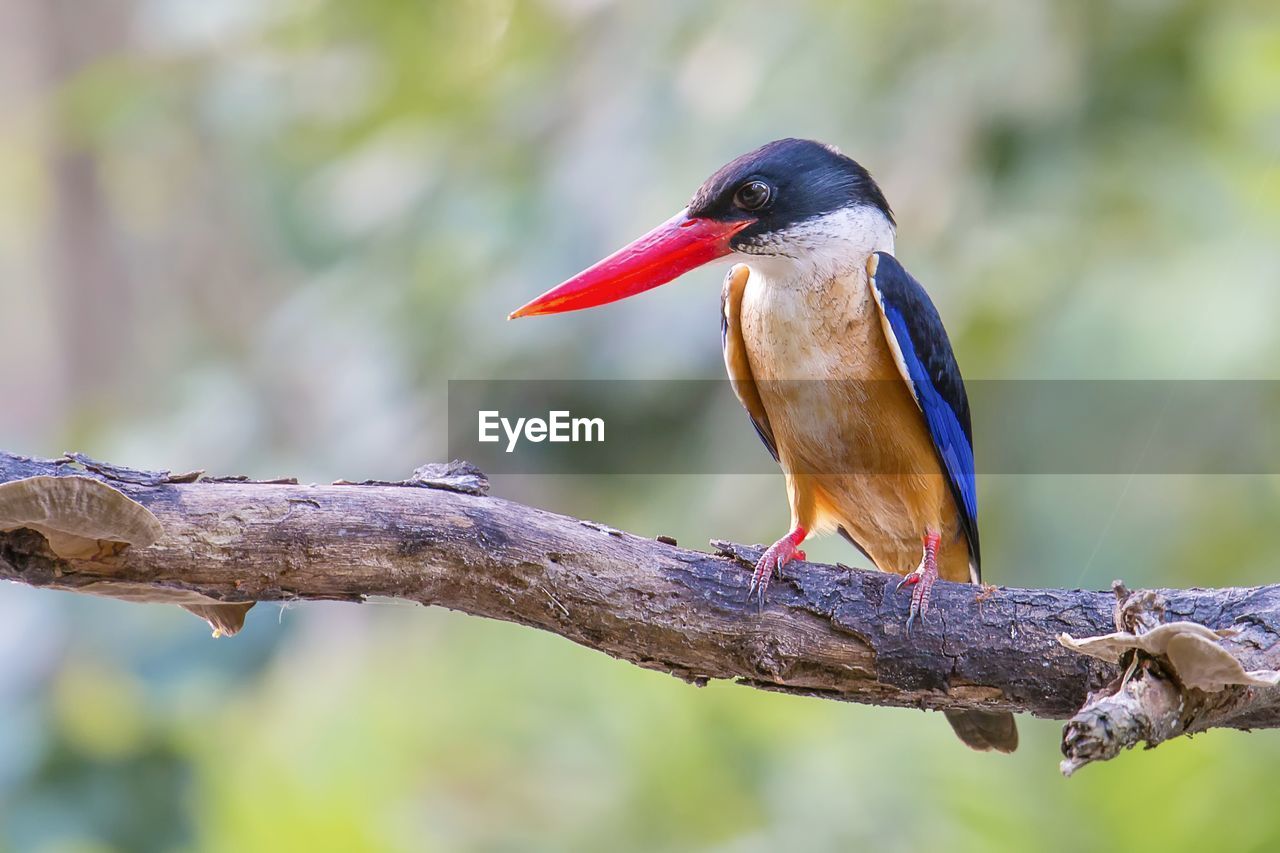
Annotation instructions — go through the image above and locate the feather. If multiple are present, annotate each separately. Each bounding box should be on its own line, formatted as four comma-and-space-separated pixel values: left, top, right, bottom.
867, 252, 980, 575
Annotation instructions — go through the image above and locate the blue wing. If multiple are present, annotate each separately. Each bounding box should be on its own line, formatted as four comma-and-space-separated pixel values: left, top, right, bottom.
868, 252, 980, 575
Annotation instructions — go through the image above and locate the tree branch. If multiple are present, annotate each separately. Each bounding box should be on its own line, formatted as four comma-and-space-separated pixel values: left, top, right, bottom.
3, 450, 1279, 774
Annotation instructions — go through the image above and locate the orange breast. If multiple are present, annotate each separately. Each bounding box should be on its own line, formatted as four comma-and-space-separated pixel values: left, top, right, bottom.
729, 263, 972, 582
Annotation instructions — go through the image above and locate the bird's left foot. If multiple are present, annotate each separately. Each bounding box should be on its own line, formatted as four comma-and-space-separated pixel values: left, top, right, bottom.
747, 525, 807, 606
895, 531, 941, 633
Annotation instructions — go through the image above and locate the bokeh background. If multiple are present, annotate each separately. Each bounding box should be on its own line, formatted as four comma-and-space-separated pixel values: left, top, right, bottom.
2, 0, 1280, 850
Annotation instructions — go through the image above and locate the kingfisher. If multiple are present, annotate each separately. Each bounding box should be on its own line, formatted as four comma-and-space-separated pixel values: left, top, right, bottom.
509, 138, 1017, 753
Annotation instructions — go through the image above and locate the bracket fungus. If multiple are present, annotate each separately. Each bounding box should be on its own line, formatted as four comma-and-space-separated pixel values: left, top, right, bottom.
1058, 583, 1280, 775
1060, 622, 1280, 691
0, 474, 255, 637
0, 475, 163, 560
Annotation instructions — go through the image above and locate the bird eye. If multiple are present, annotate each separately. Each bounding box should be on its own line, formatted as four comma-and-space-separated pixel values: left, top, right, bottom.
733, 180, 772, 211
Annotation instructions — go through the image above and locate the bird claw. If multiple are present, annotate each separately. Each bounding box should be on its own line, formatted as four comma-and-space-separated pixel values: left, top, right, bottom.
897, 567, 934, 635
745, 532, 806, 608
896, 533, 940, 634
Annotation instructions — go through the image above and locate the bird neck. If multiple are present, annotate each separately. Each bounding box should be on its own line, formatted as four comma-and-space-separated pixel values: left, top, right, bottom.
734, 204, 896, 292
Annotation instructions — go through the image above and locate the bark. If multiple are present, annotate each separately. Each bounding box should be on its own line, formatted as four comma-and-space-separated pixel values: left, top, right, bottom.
2, 450, 1278, 774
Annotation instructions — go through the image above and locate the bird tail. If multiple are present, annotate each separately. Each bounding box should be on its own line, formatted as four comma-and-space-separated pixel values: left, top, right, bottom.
944, 710, 1018, 753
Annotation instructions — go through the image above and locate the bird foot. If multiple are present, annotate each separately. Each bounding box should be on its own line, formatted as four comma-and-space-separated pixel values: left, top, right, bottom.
747, 525, 807, 607
895, 531, 941, 633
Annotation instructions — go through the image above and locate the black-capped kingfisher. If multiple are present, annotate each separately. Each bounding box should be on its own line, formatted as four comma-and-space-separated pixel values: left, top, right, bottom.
510, 138, 1016, 752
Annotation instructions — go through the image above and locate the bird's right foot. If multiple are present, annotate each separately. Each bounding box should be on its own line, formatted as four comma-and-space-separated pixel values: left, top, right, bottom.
895, 530, 941, 633
747, 525, 807, 607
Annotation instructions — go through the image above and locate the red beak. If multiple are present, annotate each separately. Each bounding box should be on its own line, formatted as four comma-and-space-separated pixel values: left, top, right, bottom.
509, 210, 752, 319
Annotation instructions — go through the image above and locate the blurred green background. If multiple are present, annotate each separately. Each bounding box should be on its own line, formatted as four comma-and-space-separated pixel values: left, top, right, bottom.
2, 0, 1280, 850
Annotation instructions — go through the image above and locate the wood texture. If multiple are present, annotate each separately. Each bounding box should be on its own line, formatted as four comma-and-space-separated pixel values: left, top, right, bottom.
3, 451, 1279, 773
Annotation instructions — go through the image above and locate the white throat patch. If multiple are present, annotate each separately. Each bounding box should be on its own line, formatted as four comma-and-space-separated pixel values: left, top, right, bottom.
729, 205, 896, 288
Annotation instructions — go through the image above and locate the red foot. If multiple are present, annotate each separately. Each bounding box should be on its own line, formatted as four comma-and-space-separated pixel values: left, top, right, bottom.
747, 525, 807, 606
895, 531, 941, 633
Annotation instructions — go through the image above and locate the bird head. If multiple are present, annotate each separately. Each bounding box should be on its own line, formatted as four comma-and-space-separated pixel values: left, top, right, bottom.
509, 138, 895, 319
